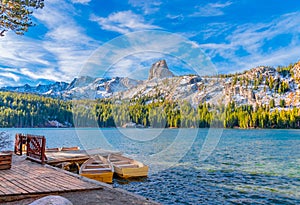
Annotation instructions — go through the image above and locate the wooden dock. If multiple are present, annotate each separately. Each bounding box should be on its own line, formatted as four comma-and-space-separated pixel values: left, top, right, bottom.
0, 155, 103, 203
0, 133, 157, 204
45, 148, 121, 165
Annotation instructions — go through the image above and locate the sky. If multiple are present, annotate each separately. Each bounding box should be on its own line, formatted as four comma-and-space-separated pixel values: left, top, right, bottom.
0, 0, 300, 86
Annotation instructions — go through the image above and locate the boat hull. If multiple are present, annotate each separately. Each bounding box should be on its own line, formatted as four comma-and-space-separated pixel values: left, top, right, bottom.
79, 155, 114, 183
114, 165, 149, 178
81, 172, 113, 183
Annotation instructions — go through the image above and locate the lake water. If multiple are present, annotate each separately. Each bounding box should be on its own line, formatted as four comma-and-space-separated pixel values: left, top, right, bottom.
1, 128, 300, 204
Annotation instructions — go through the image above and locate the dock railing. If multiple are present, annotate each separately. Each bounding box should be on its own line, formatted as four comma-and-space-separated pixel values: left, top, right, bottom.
27, 134, 47, 164
14, 133, 47, 164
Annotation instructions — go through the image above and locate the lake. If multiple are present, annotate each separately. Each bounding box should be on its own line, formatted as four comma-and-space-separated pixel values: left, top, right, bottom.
1, 128, 300, 204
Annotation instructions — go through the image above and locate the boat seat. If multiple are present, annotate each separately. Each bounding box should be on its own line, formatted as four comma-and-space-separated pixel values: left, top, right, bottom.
82, 168, 111, 171
116, 164, 138, 168
93, 160, 104, 163
86, 164, 107, 167
109, 159, 121, 162
112, 160, 130, 164
85, 165, 109, 169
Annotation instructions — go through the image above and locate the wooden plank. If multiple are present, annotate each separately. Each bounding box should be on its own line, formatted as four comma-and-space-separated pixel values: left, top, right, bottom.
9, 179, 35, 194
10, 178, 44, 194
34, 178, 67, 192
0, 189, 6, 195
0, 164, 11, 170
2, 180, 28, 194
0, 170, 17, 181
0, 184, 12, 195
54, 175, 94, 189
0, 181, 19, 195
11, 168, 70, 192
50, 176, 84, 189
40, 177, 74, 191
61, 146, 80, 151
46, 156, 90, 165
24, 178, 54, 193
13, 179, 41, 193
0, 186, 13, 195
3, 168, 60, 194
0, 160, 11, 165
0, 154, 103, 199
5, 169, 43, 193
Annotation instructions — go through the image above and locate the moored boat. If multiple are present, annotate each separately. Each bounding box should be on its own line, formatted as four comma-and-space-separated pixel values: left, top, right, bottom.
79, 155, 113, 183
108, 154, 148, 179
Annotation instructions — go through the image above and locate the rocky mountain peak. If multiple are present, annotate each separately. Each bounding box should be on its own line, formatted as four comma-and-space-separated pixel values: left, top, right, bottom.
148, 59, 175, 80
292, 61, 300, 84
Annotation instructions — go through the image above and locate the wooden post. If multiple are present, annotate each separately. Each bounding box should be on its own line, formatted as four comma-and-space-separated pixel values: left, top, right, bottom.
41, 137, 46, 164
14, 133, 20, 155
14, 133, 26, 156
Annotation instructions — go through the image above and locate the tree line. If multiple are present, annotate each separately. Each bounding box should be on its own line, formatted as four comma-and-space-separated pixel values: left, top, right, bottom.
1, 92, 300, 128
0, 92, 72, 127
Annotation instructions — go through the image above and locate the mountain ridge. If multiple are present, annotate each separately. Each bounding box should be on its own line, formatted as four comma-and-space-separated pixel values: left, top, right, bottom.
1, 59, 300, 108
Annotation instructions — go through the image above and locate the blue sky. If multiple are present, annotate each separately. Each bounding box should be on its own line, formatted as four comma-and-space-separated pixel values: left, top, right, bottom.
0, 0, 300, 86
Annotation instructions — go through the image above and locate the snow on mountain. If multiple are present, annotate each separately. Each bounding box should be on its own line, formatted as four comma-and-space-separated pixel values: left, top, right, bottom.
1, 59, 300, 108
0, 82, 69, 98
62, 76, 142, 100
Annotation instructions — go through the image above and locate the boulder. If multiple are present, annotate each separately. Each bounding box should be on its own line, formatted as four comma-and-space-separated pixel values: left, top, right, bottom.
29, 196, 73, 205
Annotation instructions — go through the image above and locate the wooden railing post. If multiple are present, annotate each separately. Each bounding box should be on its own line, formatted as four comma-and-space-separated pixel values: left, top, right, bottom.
41, 137, 46, 164
14, 133, 20, 155
14, 133, 27, 155
26, 135, 30, 157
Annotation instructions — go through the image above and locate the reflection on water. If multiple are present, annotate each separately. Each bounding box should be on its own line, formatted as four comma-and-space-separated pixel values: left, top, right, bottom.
113, 176, 148, 185
2, 128, 300, 204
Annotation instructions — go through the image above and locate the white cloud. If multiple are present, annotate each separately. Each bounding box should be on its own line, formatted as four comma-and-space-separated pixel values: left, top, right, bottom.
82, 31, 217, 79
34, 1, 99, 80
166, 14, 184, 20
0, 67, 64, 86
128, 0, 162, 14
71, 0, 91, 4
90, 11, 160, 34
201, 12, 300, 73
227, 12, 300, 54
0, 0, 100, 86
107, 52, 166, 79
19, 68, 62, 81
191, 1, 232, 17
0, 72, 20, 82
0, 34, 51, 68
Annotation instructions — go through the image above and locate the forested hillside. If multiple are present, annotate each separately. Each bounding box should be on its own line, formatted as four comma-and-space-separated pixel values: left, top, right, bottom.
0, 92, 72, 127
1, 91, 300, 128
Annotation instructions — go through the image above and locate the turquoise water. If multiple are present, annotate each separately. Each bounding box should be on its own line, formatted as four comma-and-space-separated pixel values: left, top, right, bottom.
2, 128, 300, 204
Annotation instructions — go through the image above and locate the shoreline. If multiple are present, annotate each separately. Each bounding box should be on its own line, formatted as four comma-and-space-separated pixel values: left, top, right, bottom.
1, 127, 300, 130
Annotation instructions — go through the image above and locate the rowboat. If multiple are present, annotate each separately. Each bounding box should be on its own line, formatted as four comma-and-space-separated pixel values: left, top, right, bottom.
79, 155, 114, 183
108, 154, 148, 179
